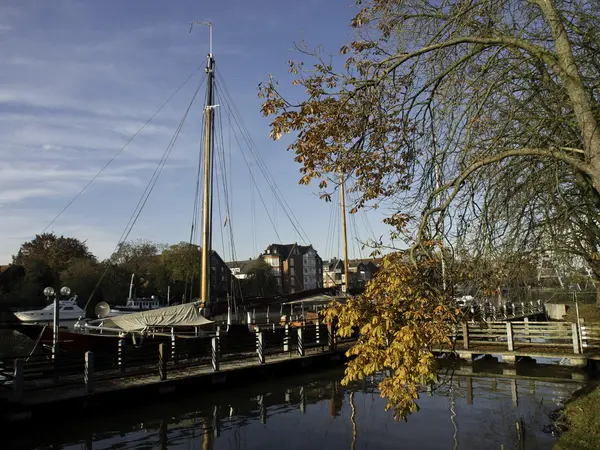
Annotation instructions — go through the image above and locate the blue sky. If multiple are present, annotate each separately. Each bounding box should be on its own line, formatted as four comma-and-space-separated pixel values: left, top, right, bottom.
0, 0, 392, 264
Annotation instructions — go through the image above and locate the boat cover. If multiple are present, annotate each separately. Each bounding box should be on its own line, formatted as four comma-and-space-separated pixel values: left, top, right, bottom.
103, 302, 213, 331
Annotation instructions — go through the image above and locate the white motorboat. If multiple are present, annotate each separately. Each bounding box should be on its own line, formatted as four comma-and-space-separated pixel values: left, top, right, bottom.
14, 297, 85, 329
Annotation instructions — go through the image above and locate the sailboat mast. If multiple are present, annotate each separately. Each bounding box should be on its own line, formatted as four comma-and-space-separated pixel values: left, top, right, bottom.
201, 52, 215, 307
340, 173, 349, 293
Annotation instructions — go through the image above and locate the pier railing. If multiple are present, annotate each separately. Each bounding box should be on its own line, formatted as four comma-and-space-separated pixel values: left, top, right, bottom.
0, 323, 352, 402
453, 320, 599, 354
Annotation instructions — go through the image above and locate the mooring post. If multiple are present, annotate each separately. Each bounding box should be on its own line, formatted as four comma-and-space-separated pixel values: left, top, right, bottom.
529, 301, 534, 315
524, 317, 530, 343
297, 327, 305, 357
462, 322, 469, 350
257, 332, 265, 364
52, 297, 59, 362
572, 323, 581, 354
118, 339, 125, 373
327, 323, 335, 352
266, 306, 270, 325
84, 351, 94, 395
13, 358, 24, 402
511, 302, 516, 318
283, 324, 290, 352
171, 328, 177, 366
315, 318, 321, 345
212, 336, 220, 371
213, 405, 221, 438
247, 311, 252, 326
159, 343, 167, 381
506, 322, 514, 351
520, 302, 525, 317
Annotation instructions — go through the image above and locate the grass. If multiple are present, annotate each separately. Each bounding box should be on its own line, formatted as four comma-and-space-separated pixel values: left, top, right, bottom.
554, 383, 600, 450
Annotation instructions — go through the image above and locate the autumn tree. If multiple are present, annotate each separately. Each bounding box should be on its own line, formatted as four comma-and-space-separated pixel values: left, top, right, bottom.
260, 0, 600, 416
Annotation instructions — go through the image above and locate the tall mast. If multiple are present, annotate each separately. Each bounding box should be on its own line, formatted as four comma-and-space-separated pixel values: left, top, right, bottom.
340, 173, 349, 293
191, 21, 215, 308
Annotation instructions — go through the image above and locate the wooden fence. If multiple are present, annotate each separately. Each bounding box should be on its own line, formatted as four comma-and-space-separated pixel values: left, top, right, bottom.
454, 320, 600, 354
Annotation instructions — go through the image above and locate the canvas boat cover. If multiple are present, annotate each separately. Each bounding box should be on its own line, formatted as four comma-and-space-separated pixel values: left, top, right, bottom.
101, 302, 213, 331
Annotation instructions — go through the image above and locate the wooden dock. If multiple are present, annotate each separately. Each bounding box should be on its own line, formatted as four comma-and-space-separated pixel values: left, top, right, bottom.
439, 320, 600, 367
0, 323, 354, 424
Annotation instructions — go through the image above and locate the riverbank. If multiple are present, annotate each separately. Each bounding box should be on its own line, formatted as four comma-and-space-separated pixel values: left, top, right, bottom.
554, 382, 600, 449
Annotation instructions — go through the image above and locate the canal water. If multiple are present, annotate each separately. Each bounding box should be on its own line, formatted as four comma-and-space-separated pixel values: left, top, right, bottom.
5, 365, 584, 450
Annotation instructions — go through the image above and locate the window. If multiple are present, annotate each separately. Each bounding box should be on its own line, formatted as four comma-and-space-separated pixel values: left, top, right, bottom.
289, 259, 295, 267
304, 277, 308, 283
304, 268, 307, 273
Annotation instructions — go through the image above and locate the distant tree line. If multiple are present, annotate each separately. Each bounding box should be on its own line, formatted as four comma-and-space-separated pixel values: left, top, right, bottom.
0, 233, 277, 313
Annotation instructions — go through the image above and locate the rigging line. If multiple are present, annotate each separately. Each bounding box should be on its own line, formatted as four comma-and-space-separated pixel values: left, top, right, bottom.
43, 65, 205, 233
215, 69, 311, 244
218, 89, 304, 245
215, 98, 236, 262
221, 91, 310, 246
116, 75, 204, 248
214, 90, 235, 265
217, 88, 283, 244
82, 75, 205, 312
213, 108, 227, 260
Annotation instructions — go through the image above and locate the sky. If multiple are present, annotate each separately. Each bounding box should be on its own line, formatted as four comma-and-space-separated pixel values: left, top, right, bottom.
0, 0, 393, 264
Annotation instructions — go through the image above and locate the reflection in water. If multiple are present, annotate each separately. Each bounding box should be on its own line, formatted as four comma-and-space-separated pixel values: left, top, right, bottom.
6, 366, 584, 450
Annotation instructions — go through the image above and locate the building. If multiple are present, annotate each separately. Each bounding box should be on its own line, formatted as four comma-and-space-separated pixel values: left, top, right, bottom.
261, 243, 323, 294
323, 258, 381, 289
226, 259, 256, 280
209, 250, 235, 302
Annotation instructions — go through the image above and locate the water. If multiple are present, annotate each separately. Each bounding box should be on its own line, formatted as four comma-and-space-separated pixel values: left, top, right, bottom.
4, 365, 583, 450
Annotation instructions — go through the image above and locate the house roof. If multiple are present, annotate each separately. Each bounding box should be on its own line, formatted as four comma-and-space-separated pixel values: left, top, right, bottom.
226, 259, 256, 274
263, 243, 319, 261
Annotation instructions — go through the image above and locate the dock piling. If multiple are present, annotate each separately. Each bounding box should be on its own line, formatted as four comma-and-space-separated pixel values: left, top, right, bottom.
13, 358, 23, 402
572, 323, 581, 354
84, 351, 94, 394
283, 324, 290, 352
257, 332, 265, 364
212, 336, 220, 371
462, 322, 470, 350
506, 322, 514, 351
159, 343, 167, 381
118, 339, 125, 373
297, 328, 304, 357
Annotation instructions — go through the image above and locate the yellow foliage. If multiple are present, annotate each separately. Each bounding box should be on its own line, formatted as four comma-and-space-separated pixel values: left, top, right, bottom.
323, 251, 458, 420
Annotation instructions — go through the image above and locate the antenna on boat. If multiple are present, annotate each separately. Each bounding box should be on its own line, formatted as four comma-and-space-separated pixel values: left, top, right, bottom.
190, 21, 213, 56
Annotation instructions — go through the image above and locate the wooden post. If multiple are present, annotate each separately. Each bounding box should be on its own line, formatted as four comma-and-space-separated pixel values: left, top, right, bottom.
247, 311, 252, 326
118, 339, 125, 373
84, 351, 94, 394
511, 302, 516, 318
462, 322, 469, 350
159, 343, 167, 381
520, 302, 525, 317
327, 323, 335, 352
257, 332, 265, 364
171, 328, 177, 366
316, 318, 321, 345
213, 405, 221, 438
506, 322, 514, 351
524, 318, 530, 343
266, 306, 270, 325
297, 327, 305, 357
212, 336, 220, 371
283, 324, 290, 352
572, 323, 581, 354
13, 358, 23, 402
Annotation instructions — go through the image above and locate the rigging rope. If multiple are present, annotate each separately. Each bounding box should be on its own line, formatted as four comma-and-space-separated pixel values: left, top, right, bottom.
215, 69, 312, 244
43, 64, 205, 233
82, 73, 206, 313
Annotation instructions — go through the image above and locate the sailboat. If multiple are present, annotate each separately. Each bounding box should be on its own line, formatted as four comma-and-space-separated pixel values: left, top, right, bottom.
14, 24, 242, 354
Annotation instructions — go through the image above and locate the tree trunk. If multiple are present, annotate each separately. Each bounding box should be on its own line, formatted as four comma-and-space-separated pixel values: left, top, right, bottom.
596, 281, 600, 307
